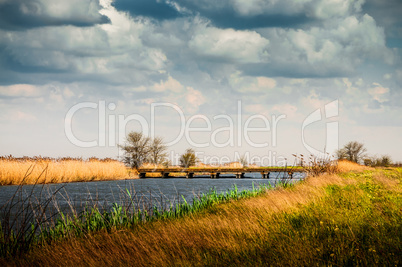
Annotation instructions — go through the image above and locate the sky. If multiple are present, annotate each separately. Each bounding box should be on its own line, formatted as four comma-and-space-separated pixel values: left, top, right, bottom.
0, 0, 401, 165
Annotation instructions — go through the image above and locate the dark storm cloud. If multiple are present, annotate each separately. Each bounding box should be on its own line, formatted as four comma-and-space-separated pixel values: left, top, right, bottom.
112, 0, 183, 20
362, 0, 402, 47
174, 0, 312, 29
112, 0, 311, 28
0, 45, 65, 76
0, 0, 110, 30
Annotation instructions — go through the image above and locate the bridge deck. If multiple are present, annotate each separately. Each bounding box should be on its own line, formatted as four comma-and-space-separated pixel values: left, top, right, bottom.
137, 167, 306, 178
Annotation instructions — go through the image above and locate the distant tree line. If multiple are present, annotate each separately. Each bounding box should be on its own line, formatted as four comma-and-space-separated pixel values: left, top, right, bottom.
336, 141, 393, 167
120, 133, 396, 169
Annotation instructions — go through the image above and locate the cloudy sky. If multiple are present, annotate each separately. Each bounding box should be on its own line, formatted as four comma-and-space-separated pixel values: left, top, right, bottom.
0, 0, 401, 164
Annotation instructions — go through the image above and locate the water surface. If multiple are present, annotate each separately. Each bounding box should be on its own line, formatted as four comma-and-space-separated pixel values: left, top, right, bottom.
0, 172, 305, 221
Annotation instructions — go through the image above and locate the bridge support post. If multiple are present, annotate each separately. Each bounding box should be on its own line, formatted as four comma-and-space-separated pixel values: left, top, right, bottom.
162, 172, 169, 178
216, 173, 220, 179
210, 173, 216, 179
139, 173, 146, 178
235, 173, 244, 179
186, 173, 194, 179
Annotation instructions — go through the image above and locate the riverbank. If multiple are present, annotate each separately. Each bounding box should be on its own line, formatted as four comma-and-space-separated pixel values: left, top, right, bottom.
0, 157, 133, 185
2, 162, 400, 266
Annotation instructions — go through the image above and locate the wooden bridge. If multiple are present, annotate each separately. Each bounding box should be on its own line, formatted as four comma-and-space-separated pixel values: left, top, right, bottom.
137, 167, 306, 179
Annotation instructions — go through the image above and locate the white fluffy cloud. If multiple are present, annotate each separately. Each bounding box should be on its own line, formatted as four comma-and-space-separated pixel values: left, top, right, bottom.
1, 2, 167, 80
189, 26, 269, 63
185, 87, 206, 113
230, 72, 276, 93
257, 13, 392, 76
132, 76, 185, 93
310, 0, 365, 19
0, 84, 42, 98
368, 83, 390, 103
0, 0, 108, 29
28, 0, 107, 23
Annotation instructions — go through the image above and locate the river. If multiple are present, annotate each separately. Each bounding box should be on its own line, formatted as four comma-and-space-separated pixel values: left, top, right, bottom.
0, 172, 305, 225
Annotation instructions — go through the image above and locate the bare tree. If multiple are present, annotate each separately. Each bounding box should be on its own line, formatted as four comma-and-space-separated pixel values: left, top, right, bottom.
379, 155, 392, 167
239, 154, 249, 167
179, 148, 198, 168
119, 132, 168, 168
119, 132, 151, 169
336, 141, 367, 163
336, 149, 348, 160
149, 136, 168, 165
364, 155, 392, 167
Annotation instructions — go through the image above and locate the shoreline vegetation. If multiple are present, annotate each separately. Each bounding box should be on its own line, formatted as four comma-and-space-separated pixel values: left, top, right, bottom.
0, 160, 400, 265
1, 156, 307, 186
0, 156, 132, 186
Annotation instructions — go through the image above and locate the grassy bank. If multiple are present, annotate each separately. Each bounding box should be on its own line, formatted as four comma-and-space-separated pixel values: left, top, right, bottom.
0, 157, 132, 185
1, 162, 400, 266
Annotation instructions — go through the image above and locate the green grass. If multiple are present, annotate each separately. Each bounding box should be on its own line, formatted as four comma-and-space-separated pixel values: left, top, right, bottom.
170, 169, 401, 266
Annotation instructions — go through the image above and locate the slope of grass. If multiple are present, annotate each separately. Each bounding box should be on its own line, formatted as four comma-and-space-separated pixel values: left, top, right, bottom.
2, 166, 400, 266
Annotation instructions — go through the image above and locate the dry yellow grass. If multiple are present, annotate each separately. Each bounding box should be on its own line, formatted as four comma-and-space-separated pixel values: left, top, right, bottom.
336, 159, 370, 172
0, 159, 133, 185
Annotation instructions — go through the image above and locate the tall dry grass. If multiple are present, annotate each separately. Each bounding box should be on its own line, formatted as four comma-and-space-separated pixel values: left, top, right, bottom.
337, 159, 370, 173
0, 157, 132, 185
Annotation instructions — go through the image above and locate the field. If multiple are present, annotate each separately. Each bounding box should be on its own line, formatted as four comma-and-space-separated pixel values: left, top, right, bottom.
0, 156, 133, 185
1, 161, 400, 266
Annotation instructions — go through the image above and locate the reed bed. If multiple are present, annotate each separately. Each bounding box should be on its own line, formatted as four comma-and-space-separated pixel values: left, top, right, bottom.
0, 157, 131, 185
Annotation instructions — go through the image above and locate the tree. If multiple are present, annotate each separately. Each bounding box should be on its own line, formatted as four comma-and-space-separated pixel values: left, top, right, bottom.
336, 141, 367, 163
336, 148, 348, 160
364, 155, 392, 167
179, 148, 198, 168
149, 136, 168, 165
119, 132, 168, 168
379, 155, 392, 167
119, 132, 150, 169
239, 154, 249, 167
